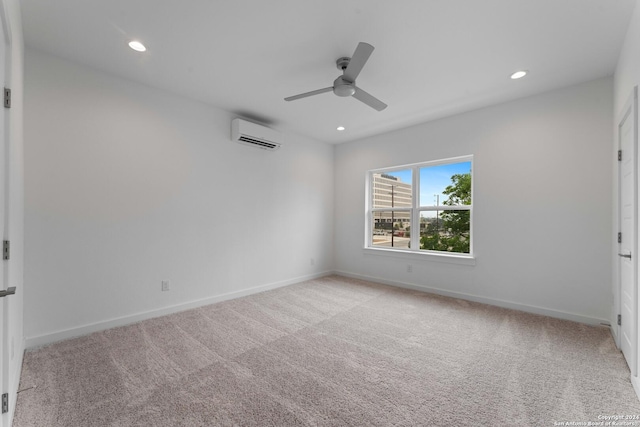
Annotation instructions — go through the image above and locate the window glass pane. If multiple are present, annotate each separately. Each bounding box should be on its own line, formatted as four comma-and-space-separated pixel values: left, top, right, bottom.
419, 210, 470, 253
419, 161, 472, 207
372, 211, 411, 249
372, 170, 413, 209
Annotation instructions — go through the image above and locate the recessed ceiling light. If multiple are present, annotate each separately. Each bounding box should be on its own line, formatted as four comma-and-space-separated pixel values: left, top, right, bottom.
337, 126, 346, 131
510, 70, 527, 79
128, 40, 147, 52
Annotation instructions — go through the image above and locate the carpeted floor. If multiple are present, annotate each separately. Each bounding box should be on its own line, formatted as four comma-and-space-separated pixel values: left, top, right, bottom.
13, 275, 640, 426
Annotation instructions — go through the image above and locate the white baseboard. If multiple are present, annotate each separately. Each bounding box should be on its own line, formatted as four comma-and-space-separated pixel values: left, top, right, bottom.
24, 269, 611, 350
335, 270, 610, 327
25, 271, 333, 350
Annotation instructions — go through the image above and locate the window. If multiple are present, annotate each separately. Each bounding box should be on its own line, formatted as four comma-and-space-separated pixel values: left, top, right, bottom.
366, 156, 473, 257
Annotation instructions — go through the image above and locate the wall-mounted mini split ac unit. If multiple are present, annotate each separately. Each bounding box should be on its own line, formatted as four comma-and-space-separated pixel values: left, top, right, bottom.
231, 118, 282, 151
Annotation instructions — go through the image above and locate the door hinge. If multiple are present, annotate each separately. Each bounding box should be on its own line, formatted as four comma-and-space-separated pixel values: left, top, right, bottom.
2, 240, 8, 260
1, 393, 7, 414
618, 232, 622, 244
619, 150, 623, 161
618, 314, 622, 326
3, 87, 10, 108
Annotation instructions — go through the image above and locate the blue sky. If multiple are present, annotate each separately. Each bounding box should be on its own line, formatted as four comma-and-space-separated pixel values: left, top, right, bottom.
385, 161, 471, 206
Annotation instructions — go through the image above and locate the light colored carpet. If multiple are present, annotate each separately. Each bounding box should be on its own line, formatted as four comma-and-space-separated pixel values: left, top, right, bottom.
13, 275, 640, 426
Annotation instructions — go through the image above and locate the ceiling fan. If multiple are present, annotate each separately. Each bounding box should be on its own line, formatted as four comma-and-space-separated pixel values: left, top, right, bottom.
284, 42, 387, 111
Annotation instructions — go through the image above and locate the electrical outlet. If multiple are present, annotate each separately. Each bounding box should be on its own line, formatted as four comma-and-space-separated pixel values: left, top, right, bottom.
407, 264, 413, 273
161, 280, 170, 291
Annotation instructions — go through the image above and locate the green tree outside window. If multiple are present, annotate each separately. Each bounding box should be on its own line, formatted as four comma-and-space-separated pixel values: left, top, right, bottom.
420, 173, 471, 253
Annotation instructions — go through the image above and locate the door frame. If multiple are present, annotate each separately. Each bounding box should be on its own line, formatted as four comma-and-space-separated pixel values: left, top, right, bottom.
0, 1, 11, 425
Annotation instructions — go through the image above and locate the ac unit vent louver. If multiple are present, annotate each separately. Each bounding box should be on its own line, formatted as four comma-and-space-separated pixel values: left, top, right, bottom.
231, 118, 282, 151
238, 136, 280, 150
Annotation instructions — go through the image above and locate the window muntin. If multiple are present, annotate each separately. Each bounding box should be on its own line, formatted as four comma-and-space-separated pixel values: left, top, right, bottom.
367, 156, 472, 256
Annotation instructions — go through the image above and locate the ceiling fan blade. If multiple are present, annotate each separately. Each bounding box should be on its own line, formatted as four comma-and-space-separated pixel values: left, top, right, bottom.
284, 87, 333, 102
353, 87, 387, 111
343, 42, 374, 82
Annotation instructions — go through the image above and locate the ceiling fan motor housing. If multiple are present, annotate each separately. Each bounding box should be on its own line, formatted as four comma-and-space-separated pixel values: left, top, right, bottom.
333, 76, 356, 97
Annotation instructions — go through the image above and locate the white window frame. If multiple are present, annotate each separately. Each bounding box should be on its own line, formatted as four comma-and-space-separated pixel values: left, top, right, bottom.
364, 155, 475, 265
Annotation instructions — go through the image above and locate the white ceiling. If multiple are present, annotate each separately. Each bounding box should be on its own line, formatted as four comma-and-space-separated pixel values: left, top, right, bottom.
20, 0, 635, 144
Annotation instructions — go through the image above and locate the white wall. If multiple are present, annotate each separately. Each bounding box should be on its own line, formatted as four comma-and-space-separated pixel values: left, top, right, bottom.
2, 0, 24, 423
24, 49, 334, 346
335, 78, 613, 324
614, 0, 640, 117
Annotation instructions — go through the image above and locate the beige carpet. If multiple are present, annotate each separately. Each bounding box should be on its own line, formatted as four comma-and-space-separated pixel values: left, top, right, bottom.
13, 275, 640, 426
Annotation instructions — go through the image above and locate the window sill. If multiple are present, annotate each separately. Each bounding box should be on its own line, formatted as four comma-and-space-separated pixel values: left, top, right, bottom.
363, 247, 476, 266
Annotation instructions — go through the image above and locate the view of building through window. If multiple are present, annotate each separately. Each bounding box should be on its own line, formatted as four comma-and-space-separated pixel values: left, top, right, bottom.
369, 158, 472, 254
372, 171, 412, 249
